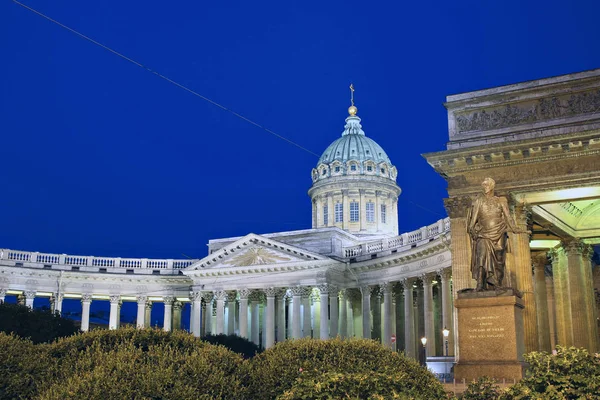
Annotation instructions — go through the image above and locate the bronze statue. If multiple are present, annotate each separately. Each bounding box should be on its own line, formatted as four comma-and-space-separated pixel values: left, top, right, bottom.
467, 178, 521, 291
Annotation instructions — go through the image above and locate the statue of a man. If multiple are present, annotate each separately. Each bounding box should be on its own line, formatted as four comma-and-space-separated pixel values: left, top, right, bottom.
467, 178, 521, 291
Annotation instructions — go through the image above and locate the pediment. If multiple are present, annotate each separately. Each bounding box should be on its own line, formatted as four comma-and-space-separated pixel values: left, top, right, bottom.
185, 233, 330, 271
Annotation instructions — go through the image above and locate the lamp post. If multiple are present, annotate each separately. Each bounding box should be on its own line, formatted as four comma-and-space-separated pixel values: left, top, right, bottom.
442, 326, 450, 383
420, 336, 427, 367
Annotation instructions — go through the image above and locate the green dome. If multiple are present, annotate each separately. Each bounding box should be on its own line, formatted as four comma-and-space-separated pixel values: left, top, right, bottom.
318, 116, 391, 165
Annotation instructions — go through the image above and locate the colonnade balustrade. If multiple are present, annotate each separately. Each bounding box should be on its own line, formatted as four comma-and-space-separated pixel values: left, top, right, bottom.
0, 268, 456, 357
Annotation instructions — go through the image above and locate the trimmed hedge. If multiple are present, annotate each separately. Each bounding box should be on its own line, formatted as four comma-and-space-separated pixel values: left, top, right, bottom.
0, 333, 54, 400
201, 333, 260, 359
39, 341, 246, 400
278, 371, 444, 400
0, 303, 78, 344
244, 338, 447, 399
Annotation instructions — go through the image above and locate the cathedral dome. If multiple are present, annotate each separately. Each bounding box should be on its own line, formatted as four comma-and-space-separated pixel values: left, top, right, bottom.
318, 115, 392, 166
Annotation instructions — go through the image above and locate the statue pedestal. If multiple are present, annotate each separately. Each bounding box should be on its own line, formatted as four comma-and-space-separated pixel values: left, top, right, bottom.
454, 289, 525, 381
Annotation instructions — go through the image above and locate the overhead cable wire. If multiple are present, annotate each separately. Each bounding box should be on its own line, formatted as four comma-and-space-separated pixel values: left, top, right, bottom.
11, 0, 320, 158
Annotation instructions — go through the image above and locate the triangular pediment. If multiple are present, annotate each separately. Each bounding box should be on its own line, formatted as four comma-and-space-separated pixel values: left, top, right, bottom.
185, 233, 330, 271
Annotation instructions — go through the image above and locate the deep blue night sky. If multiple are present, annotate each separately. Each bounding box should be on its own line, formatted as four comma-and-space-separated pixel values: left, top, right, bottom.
2, 0, 600, 260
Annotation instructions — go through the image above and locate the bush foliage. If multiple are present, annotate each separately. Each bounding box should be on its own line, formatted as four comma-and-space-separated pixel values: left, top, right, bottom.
459, 376, 502, 400
0, 333, 54, 400
244, 337, 447, 400
0, 303, 78, 344
278, 371, 443, 400
201, 333, 260, 359
501, 346, 600, 399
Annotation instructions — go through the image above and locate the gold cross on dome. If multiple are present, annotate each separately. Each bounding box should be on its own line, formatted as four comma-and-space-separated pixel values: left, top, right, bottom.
350, 83, 355, 106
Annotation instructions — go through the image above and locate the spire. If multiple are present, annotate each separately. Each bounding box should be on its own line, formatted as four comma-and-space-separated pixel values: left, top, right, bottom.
348, 83, 358, 116
342, 84, 365, 136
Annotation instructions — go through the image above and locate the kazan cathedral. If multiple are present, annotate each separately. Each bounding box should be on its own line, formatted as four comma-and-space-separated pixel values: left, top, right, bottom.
2, 69, 600, 373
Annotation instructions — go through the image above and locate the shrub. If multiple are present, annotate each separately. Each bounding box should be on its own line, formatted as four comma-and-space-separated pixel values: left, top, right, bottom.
201, 333, 260, 359
278, 371, 444, 400
0, 303, 78, 344
47, 326, 204, 360
244, 338, 446, 399
501, 346, 600, 399
0, 333, 54, 400
38, 341, 246, 400
460, 376, 502, 400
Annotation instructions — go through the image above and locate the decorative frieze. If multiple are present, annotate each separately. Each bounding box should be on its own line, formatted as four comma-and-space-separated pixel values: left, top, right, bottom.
455, 89, 600, 133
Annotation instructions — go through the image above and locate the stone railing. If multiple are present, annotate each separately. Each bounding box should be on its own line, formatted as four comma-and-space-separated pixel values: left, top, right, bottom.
0, 249, 197, 274
342, 218, 450, 258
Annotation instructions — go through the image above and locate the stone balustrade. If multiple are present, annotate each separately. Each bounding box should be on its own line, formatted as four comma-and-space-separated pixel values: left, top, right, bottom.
342, 217, 449, 258
0, 249, 197, 274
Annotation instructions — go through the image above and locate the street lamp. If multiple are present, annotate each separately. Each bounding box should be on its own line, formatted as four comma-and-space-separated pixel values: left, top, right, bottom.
442, 327, 450, 382
420, 336, 427, 366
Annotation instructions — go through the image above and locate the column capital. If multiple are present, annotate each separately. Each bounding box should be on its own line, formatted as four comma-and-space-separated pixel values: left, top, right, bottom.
53, 293, 64, 302
438, 268, 452, 280
109, 295, 121, 304
341, 189, 349, 196
264, 287, 277, 298
420, 273, 434, 286
238, 288, 251, 300
202, 291, 215, 302
136, 295, 148, 304
0, 288, 7, 297
360, 285, 374, 296
213, 290, 228, 301
226, 291, 237, 302
582, 243, 595, 259
562, 238, 586, 255
81, 294, 93, 303
531, 252, 549, 269
400, 277, 415, 290
145, 301, 153, 310
249, 290, 264, 302
380, 282, 391, 294
24, 290, 36, 299
443, 196, 472, 218
163, 296, 175, 305
189, 291, 203, 302
318, 284, 334, 294
173, 301, 183, 311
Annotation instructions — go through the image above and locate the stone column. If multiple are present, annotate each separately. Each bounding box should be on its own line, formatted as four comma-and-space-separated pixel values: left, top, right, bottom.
291, 287, 302, 339
109, 295, 120, 330
250, 293, 260, 346
24, 290, 35, 308
395, 283, 405, 352
265, 288, 276, 348
403, 278, 416, 359
173, 301, 182, 330
316, 196, 322, 228
443, 197, 474, 294
136, 295, 147, 329
214, 291, 227, 335
227, 292, 236, 335
312, 199, 317, 229
422, 274, 435, 357
550, 248, 573, 346
372, 288, 382, 342
204, 293, 214, 335
52, 293, 64, 315
302, 288, 313, 338
582, 245, 599, 352
532, 252, 551, 352
439, 268, 454, 356
81, 294, 92, 332
382, 282, 393, 348
545, 275, 558, 349
238, 289, 250, 339
329, 288, 339, 338
512, 203, 538, 353
361, 285, 372, 339
276, 290, 287, 342
359, 189, 367, 231
318, 285, 330, 340
564, 239, 596, 351
375, 191, 381, 232
190, 291, 203, 337
144, 301, 152, 328
339, 289, 348, 338
162, 296, 174, 332
327, 194, 334, 226
342, 190, 349, 230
